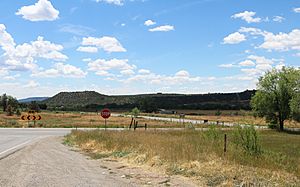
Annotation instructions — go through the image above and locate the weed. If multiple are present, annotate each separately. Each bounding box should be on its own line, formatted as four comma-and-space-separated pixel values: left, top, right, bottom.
233, 126, 262, 155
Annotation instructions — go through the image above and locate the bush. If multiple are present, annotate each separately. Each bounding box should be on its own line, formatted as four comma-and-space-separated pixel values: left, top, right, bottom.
205, 125, 221, 140
130, 107, 140, 118
16, 109, 21, 116
233, 126, 262, 155
215, 110, 222, 116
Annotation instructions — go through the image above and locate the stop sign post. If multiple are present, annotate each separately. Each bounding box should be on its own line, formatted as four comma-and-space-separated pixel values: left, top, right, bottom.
101, 109, 111, 130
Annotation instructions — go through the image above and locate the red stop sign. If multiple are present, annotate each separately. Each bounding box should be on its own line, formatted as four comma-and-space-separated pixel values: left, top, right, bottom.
101, 109, 111, 119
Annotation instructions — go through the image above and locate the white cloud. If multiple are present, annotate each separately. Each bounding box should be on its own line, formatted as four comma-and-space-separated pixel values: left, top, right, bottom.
32, 63, 87, 78
94, 0, 124, 6
238, 60, 255, 67
138, 69, 150, 74
240, 55, 283, 77
247, 55, 274, 65
88, 58, 135, 76
59, 24, 95, 36
273, 16, 285, 23
80, 36, 126, 53
16, 0, 59, 21
175, 70, 190, 77
0, 24, 15, 53
293, 8, 300, 13
259, 29, 300, 51
219, 64, 237, 68
223, 32, 246, 44
3, 74, 20, 81
144, 20, 156, 26
232, 11, 261, 23
120, 69, 135, 75
149, 25, 174, 32
82, 58, 92, 62
122, 70, 214, 85
23, 80, 39, 88
77, 46, 98, 53
0, 25, 68, 73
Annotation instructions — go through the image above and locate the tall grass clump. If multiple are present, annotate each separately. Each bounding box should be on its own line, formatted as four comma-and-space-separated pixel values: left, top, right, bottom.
233, 126, 262, 155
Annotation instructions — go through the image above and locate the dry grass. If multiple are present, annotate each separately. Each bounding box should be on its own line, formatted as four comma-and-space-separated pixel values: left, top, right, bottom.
0, 110, 299, 129
65, 129, 300, 186
0, 111, 207, 128
142, 111, 300, 128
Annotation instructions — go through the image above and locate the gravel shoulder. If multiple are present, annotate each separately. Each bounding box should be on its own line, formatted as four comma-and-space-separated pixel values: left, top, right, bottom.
0, 137, 197, 187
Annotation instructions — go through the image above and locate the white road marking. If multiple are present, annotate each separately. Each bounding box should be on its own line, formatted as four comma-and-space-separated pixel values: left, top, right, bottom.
0, 136, 42, 157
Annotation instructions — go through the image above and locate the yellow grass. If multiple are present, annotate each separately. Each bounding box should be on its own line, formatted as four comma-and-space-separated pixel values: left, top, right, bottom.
65, 130, 300, 186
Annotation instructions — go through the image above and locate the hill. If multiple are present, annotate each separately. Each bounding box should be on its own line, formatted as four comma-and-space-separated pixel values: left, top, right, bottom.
43, 90, 256, 111
19, 97, 50, 103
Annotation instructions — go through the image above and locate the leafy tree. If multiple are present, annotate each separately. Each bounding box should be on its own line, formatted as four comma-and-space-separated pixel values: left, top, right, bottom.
1, 94, 8, 112
131, 107, 140, 118
28, 101, 41, 112
6, 104, 13, 116
7, 96, 18, 110
139, 97, 158, 113
251, 67, 300, 131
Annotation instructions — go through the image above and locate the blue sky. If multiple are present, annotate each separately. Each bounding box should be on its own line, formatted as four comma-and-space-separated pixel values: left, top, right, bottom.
0, 0, 299, 98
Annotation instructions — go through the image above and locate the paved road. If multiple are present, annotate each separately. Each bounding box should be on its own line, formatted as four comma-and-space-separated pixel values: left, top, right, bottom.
0, 128, 74, 159
0, 129, 197, 187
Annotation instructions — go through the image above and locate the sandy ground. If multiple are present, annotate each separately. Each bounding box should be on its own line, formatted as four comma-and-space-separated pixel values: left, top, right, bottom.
0, 137, 197, 187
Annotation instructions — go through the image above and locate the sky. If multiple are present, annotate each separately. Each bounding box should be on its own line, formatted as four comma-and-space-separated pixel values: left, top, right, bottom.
0, 0, 299, 99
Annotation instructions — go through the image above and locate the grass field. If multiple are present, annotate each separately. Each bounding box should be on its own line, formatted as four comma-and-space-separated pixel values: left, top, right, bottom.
64, 129, 300, 186
0, 110, 299, 129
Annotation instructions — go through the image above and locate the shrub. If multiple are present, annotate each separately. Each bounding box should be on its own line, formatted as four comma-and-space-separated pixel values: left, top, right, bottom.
233, 125, 262, 155
215, 110, 222, 116
16, 109, 21, 116
205, 125, 221, 140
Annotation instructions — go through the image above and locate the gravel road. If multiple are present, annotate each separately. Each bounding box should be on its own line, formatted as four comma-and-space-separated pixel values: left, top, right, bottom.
0, 137, 197, 187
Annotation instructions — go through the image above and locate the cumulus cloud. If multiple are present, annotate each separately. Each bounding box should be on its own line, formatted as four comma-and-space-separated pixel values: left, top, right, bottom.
94, 0, 124, 6
79, 36, 126, 53
240, 55, 283, 77
0, 24, 15, 53
144, 20, 156, 26
88, 58, 135, 76
149, 25, 174, 32
138, 69, 150, 74
223, 32, 246, 44
16, 0, 59, 21
238, 27, 267, 36
232, 11, 261, 23
122, 69, 215, 85
0, 24, 68, 73
238, 60, 255, 67
273, 16, 285, 23
77, 46, 98, 53
259, 29, 300, 51
23, 80, 39, 88
120, 69, 135, 75
219, 64, 237, 68
32, 63, 87, 78
293, 8, 300, 13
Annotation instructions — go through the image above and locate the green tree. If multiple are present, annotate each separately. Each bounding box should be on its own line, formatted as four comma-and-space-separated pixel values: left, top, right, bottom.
251, 67, 300, 131
139, 97, 158, 113
1, 94, 8, 112
6, 104, 13, 116
131, 107, 140, 118
7, 96, 18, 110
28, 101, 41, 112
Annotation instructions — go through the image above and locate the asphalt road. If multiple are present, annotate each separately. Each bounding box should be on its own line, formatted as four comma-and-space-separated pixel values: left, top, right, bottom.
0, 128, 197, 187
0, 128, 73, 159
